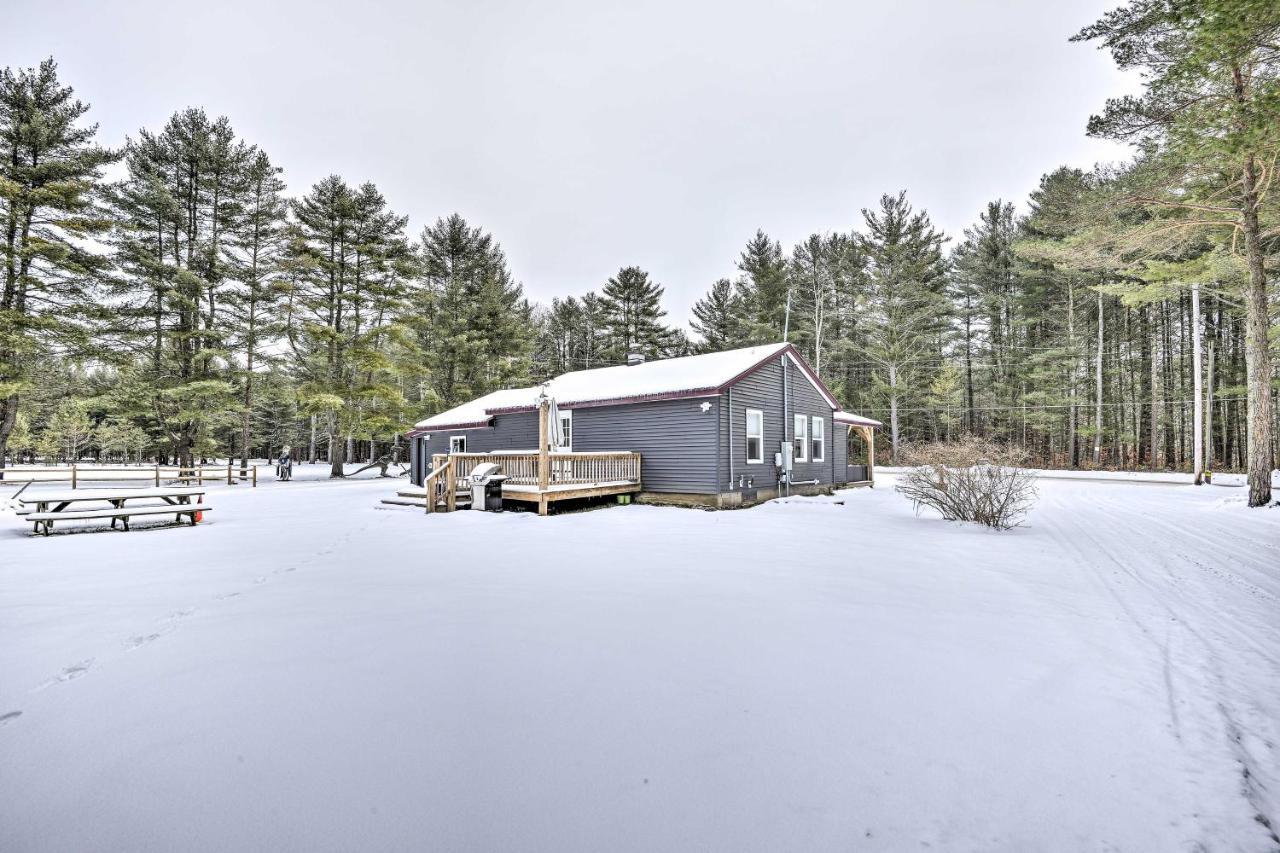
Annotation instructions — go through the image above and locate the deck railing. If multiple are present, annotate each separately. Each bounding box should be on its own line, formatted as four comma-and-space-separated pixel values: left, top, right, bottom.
432, 451, 642, 491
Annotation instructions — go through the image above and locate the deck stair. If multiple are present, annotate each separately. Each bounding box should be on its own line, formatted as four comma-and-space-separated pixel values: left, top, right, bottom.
379, 487, 471, 510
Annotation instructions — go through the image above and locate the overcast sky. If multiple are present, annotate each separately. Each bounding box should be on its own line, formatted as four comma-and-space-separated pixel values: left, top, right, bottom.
6, 0, 1136, 323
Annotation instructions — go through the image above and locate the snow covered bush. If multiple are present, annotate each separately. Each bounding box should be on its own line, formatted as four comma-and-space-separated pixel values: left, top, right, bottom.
895, 438, 1037, 530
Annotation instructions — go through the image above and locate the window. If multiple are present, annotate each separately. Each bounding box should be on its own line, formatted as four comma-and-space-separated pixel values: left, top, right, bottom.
811, 417, 824, 462
745, 409, 764, 464
793, 414, 808, 462
558, 410, 573, 451
449, 435, 466, 454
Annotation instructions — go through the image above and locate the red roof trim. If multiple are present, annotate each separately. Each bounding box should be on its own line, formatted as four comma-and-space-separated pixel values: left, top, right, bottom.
486, 388, 720, 415
782, 346, 842, 409
715, 343, 841, 409
405, 420, 493, 437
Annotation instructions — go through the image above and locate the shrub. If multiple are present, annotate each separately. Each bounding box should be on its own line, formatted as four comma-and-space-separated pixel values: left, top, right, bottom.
895, 438, 1038, 530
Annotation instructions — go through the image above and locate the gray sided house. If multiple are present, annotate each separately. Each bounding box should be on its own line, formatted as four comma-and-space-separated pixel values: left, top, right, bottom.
406, 343, 879, 508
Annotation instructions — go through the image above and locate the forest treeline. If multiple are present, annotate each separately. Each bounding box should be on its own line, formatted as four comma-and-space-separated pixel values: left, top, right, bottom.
2, 1, 1277, 504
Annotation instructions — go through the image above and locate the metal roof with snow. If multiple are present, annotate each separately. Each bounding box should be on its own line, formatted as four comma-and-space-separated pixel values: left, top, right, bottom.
411, 343, 878, 432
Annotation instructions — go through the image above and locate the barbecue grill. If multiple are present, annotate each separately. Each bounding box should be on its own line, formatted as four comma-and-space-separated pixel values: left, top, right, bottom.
469, 463, 508, 511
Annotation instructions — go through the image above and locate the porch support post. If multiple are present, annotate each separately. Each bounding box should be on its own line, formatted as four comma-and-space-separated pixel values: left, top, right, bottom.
538, 398, 551, 516
862, 426, 875, 485
538, 399, 550, 493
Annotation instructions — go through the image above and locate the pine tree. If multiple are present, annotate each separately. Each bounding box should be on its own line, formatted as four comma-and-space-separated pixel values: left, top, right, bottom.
286, 176, 412, 476
223, 149, 287, 471
413, 213, 530, 409
598, 266, 670, 361
1074, 0, 1280, 505
858, 192, 949, 461
735, 230, 788, 342
0, 59, 116, 469
109, 108, 252, 465
690, 278, 742, 352
43, 398, 94, 462
951, 200, 1019, 436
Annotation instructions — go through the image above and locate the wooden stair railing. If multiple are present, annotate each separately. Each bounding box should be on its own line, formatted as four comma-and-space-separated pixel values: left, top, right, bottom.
422, 457, 456, 514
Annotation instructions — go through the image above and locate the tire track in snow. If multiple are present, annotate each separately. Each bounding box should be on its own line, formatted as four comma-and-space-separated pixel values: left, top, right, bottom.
1038, 484, 1280, 846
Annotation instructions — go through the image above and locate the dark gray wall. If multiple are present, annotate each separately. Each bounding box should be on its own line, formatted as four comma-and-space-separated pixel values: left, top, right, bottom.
572, 397, 720, 494
412, 411, 540, 484
833, 423, 849, 482
719, 355, 837, 490
410, 354, 842, 494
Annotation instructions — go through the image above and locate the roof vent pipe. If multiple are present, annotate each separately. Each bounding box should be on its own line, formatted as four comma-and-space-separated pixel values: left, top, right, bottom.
626, 352, 645, 366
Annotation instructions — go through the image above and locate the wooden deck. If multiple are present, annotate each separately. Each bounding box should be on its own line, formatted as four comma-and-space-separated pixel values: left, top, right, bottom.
406, 450, 641, 516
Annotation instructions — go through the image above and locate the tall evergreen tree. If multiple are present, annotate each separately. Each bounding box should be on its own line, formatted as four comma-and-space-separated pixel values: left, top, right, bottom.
109, 108, 253, 465
951, 200, 1019, 435
0, 59, 116, 469
414, 213, 530, 408
690, 278, 742, 352
223, 149, 287, 470
735, 230, 788, 342
1074, 0, 1280, 505
599, 265, 670, 360
285, 176, 412, 476
858, 192, 949, 461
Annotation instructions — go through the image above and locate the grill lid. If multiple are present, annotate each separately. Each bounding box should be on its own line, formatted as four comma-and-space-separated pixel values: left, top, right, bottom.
470, 462, 504, 483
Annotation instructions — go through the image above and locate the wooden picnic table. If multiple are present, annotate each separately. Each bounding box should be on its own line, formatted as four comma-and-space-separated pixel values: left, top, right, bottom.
17, 486, 210, 535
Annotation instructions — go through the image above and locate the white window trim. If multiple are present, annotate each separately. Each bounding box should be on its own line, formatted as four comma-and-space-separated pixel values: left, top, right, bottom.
811, 416, 824, 462
793, 414, 808, 462
745, 408, 764, 464
558, 409, 573, 452
449, 435, 467, 454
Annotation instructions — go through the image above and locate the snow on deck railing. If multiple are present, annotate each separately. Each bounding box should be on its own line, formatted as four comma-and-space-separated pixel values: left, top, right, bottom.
433, 451, 641, 489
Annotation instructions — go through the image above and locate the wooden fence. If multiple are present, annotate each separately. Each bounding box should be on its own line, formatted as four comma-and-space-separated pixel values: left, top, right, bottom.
0, 463, 259, 488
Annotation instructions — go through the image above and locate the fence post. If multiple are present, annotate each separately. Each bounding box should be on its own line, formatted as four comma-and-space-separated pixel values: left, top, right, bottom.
154, 464, 160, 487
252, 465, 257, 488
227, 462, 232, 485
197, 466, 203, 486
72, 464, 78, 490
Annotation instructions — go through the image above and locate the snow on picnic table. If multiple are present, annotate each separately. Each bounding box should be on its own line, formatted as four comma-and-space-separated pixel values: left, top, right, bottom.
0, 471, 1278, 852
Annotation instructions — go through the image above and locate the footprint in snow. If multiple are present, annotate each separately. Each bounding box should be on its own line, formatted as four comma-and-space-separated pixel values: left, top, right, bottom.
0, 711, 21, 727
58, 660, 93, 681
253, 576, 267, 585
125, 632, 162, 649
37, 659, 95, 690
215, 592, 241, 600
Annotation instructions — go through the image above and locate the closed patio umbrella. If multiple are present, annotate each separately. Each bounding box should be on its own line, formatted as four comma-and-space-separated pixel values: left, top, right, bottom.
546, 397, 564, 451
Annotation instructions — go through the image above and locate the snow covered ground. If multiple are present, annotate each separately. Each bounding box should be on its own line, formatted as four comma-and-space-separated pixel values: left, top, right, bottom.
1, 470, 1277, 852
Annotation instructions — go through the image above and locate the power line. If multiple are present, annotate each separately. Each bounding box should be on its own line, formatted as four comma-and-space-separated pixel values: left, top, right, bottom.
855, 396, 1249, 415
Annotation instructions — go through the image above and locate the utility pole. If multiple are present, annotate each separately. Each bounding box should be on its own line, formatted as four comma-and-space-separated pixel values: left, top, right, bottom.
1191, 282, 1204, 484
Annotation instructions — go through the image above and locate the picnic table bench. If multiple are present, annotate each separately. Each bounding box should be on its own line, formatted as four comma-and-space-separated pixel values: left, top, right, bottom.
16, 486, 211, 536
